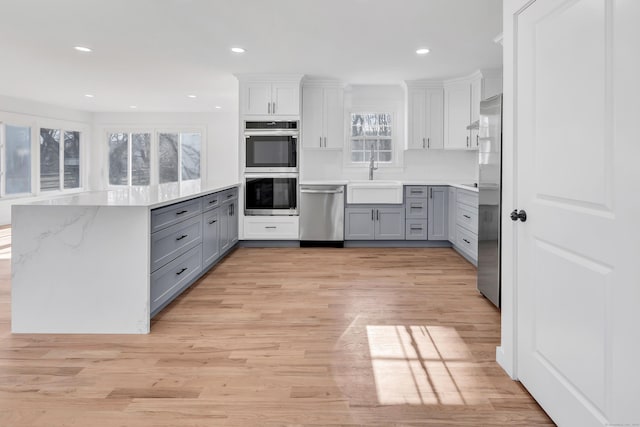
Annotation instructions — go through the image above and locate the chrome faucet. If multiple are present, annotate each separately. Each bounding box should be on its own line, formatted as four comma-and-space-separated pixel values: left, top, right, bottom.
368, 146, 378, 180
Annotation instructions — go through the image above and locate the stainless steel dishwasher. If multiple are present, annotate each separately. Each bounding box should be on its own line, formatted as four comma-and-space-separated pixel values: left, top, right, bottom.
299, 184, 344, 245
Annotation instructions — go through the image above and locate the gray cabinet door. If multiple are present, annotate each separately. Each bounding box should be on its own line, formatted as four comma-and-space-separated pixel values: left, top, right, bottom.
448, 187, 457, 241
375, 207, 405, 240
428, 186, 449, 241
202, 208, 220, 267
219, 203, 230, 253
344, 207, 375, 240
229, 200, 238, 246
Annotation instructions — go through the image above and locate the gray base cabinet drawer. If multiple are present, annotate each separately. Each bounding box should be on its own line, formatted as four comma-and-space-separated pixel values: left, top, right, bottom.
456, 203, 478, 234
202, 193, 222, 212
457, 189, 478, 208
150, 245, 203, 314
406, 220, 428, 240
405, 198, 428, 219
150, 215, 203, 272
456, 225, 478, 260
405, 186, 428, 199
151, 198, 202, 233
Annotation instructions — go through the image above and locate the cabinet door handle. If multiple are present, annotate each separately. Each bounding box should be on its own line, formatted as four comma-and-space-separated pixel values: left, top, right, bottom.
430, 188, 433, 199
371, 210, 374, 221
427, 137, 430, 148
176, 267, 188, 275
176, 234, 188, 241
176, 210, 188, 215
265, 226, 277, 229
376, 210, 379, 221
463, 238, 470, 244
466, 136, 469, 147
209, 219, 217, 224
319, 136, 322, 147
463, 214, 471, 219
272, 102, 276, 114
423, 138, 425, 148
209, 199, 217, 204
476, 135, 479, 146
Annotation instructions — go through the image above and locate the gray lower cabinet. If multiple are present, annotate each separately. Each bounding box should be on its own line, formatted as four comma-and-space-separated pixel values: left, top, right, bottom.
427, 186, 448, 241
150, 244, 203, 314
345, 205, 405, 240
448, 187, 457, 241
202, 208, 220, 267
150, 186, 239, 317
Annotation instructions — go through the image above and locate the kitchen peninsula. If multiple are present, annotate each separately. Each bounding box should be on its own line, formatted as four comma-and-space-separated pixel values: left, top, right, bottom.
11, 182, 239, 334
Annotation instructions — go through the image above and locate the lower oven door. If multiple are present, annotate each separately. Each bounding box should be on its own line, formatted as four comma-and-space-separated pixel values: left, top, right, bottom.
244, 174, 298, 216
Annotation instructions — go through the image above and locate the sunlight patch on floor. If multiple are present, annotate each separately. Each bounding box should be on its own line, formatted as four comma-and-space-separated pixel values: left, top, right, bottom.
366, 325, 486, 406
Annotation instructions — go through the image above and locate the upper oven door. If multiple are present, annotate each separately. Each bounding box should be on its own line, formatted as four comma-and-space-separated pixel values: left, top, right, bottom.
245, 132, 298, 173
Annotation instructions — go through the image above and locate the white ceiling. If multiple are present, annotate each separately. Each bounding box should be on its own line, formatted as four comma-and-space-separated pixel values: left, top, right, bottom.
0, 0, 503, 113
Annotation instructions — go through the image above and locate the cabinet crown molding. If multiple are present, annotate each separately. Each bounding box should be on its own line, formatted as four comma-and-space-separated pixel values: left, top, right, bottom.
234, 73, 304, 83
302, 78, 346, 88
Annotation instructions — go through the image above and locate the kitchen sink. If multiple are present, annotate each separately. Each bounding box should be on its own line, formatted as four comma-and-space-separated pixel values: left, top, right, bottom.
346, 180, 403, 204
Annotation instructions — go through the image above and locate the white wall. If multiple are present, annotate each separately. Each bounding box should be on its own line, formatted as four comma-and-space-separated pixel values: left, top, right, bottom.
301, 84, 478, 183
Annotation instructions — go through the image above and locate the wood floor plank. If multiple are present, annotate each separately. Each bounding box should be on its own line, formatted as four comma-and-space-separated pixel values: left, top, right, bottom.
0, 245, 555, 425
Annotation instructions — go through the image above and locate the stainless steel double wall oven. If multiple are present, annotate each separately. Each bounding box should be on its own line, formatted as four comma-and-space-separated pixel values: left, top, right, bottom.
244, 121, 299, 216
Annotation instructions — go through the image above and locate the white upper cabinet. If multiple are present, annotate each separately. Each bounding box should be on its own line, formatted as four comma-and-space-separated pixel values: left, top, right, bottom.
444, 81, 473, 150
470, 75, 482, 148
302, 82, 344, 149
237, 75, 303, 117
405, 84, 444, 150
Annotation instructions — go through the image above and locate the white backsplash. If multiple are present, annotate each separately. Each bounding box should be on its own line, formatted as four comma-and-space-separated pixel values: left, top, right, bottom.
301, 149, 478, 183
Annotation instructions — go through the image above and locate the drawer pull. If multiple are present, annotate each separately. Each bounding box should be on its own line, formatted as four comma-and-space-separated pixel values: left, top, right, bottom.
208, 219, 217, 224
176, 210, 188, 215
265, 226, 277, 229
176, 234, 188, 241
176, 267, 188, 275
410, 190, 422, 194
463, 214, 471, 219
411, 204, 421, 208
410, 226, 423, 230
209, 199, 218, 204
463, 238, 470, 244
227, 194, 234, 198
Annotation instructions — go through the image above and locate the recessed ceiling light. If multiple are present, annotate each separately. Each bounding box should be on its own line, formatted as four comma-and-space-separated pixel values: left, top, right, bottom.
187, 94, 197, 98
416, 48, 430, 55
129, 105, 137, 109
84, 94, 94, 98
215, 106, 222, 109
74, 46, 93, 53
231, 47, 246, 53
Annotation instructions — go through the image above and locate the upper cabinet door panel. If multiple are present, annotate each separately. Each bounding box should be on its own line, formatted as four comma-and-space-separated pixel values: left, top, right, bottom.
272, 83, 300, 115
245, 83, 271, 115
407, 88, 427, 149
426, 88, 444, 149
302, 86, 324, 148
444, 83, 472, 150
323, 87, 344, 149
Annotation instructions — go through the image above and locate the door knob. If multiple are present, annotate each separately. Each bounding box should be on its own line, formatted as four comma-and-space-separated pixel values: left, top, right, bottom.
510, 209, 527, 222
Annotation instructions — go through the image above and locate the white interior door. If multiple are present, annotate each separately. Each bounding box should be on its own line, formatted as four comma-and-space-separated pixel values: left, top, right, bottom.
515, 0, 640, 426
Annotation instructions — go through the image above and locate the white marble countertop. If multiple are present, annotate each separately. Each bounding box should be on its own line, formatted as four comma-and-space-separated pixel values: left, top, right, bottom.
18, 181, 241, 209
300, 180, 479, 193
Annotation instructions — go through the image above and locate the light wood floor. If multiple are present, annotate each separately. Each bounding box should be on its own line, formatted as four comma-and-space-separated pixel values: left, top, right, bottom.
0, 238, 554, 426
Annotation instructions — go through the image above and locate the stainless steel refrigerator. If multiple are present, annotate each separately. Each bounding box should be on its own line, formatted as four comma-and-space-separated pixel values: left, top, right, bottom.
477, 94, 502, 308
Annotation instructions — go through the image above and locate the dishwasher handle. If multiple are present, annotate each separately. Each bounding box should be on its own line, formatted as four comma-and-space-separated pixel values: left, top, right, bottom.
300, 189, 344, 194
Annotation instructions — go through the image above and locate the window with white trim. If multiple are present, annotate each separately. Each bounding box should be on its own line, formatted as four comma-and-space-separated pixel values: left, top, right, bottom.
158, 132, 201, 184
349, 113, 393, 164
4, 124, 32, 195
40, 128, 81, 191
108, 132, 151, 186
